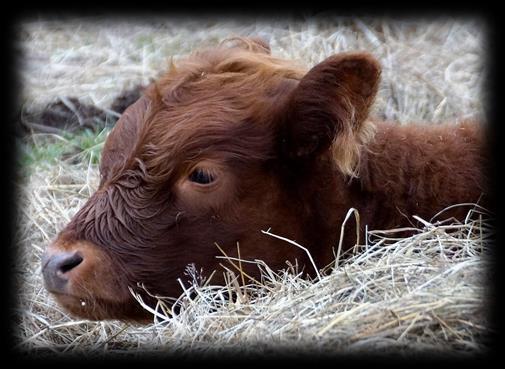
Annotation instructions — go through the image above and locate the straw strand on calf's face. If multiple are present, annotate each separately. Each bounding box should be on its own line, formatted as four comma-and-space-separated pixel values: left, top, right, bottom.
41, 37, 487, 321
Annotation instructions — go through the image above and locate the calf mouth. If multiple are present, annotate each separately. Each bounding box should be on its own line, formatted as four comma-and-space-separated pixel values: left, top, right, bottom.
42, 238, 152, 321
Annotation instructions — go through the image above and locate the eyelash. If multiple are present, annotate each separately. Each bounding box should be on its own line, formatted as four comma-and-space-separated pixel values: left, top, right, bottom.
189, 168, 215, 185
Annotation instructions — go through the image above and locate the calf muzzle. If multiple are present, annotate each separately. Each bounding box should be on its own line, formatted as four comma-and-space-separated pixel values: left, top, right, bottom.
42, 251, 84, 294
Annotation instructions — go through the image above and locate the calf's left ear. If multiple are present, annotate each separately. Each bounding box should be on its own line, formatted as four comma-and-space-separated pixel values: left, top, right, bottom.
280, 52, 381, 175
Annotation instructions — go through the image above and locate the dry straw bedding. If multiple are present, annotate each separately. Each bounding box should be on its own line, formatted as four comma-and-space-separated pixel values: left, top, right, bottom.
15, 16, 492, 356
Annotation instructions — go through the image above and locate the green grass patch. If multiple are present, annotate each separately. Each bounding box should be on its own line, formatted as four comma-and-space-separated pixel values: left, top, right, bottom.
18, 128, 110, 171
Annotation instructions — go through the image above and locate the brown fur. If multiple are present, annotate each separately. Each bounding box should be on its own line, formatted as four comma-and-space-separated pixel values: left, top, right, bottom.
41, 38, 488, 321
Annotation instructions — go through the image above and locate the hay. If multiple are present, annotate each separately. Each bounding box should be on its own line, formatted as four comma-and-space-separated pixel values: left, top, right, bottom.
135, 207, 492, 354
15, 16, 491, 356
15, 161, 493, 355
19, 16, 485, 123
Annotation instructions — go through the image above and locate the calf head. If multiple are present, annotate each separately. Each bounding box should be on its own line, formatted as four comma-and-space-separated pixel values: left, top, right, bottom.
42, 38, 381, 321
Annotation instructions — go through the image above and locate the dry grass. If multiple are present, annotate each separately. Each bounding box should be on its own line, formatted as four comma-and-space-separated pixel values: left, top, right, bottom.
15, 16, 491, 356
19, 16, 485, 123
15, 161, 493, 356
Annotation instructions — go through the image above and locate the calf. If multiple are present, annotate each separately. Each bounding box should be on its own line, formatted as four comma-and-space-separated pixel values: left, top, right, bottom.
42, 38, 488, 321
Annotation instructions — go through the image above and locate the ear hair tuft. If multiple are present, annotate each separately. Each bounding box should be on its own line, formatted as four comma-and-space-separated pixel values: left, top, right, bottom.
332, 119, 376, 178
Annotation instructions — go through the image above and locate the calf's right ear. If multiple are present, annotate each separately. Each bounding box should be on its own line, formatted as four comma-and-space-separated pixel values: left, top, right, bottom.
279, 52, 381, 176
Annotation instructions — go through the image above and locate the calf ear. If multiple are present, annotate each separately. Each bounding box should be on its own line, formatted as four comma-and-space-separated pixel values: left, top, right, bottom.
100, 96, 150, 178
281, 52, 381, 175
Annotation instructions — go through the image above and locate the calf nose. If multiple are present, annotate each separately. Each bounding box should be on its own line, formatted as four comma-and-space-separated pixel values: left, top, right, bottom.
42, 251, 84, 293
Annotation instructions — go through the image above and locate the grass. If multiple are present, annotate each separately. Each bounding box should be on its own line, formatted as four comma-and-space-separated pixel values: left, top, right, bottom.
19, 16, 485, 123
15, 15, 490, 357
18, 128, 109, 169
16, 159, 493, 355
136, 209, 492, 355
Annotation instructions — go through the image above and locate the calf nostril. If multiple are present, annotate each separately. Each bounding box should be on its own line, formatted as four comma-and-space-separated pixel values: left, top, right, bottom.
42, 251, 84, 294
56, 253, 84, 275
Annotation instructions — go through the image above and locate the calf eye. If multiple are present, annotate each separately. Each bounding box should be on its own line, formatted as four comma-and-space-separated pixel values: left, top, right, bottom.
189, 168, 215, 185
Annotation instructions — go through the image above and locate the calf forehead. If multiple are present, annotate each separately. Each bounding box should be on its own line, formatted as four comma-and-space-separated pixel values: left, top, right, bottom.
138, 96, 278, 175
100, 48, 303, 180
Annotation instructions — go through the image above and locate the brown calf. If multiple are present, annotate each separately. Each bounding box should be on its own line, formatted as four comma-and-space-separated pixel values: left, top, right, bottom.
42, 38, 488, 321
